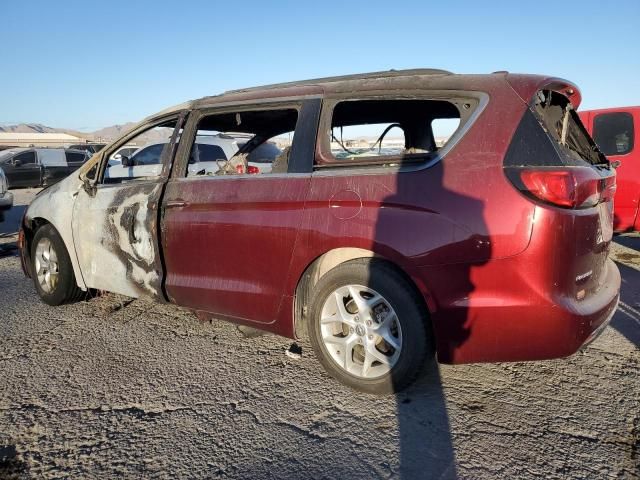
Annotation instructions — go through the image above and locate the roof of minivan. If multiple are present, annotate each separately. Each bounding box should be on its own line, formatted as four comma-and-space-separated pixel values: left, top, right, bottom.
146, 69, 581, 121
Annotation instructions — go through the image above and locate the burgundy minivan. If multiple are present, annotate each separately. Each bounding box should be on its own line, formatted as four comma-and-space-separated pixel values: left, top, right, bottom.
20, 69, 620, 393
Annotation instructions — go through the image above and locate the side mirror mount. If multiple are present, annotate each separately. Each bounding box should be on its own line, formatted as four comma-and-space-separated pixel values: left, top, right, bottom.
112, 153, 122, 161
12, 158, 22, 166
121, 155, 132, 167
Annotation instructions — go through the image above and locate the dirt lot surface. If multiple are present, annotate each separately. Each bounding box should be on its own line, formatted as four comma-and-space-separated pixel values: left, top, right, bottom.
0, 189, 638, 479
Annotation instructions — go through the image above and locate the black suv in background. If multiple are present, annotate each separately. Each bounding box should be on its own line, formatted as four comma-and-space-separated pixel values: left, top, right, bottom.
0, 148, 88, 188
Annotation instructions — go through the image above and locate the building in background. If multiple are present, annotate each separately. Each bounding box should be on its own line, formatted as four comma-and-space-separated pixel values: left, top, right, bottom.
0, 132, 85, 148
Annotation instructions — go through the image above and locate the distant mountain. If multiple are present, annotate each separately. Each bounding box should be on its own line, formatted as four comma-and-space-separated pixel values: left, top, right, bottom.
0, 122, 145, 142
0, 123, 59, 134
89, 123, 137, 142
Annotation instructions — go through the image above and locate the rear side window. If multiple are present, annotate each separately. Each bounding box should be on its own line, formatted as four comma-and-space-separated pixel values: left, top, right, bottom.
66, 151, 86, 163
318, 98, 464, 166
132, 144, 165, 165
593, 112, 634, 156
190, 144, 228, 163
38, 150, 67, 166
15, 151, 37, 165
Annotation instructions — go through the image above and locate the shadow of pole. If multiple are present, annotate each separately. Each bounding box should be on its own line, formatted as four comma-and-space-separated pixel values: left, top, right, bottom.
372, 160, 490, 478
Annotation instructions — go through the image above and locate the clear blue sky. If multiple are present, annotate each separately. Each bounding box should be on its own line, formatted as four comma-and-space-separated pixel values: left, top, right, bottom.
1, 0, 639, 131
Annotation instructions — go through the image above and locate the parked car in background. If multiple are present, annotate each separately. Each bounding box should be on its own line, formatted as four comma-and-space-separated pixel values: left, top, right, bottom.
19, 69, 620, 394
0, 148, 88, 188
67, 143, 107, 156
0, 166, 13, 222
578, 106, 639, 232
105, 134, 278, 179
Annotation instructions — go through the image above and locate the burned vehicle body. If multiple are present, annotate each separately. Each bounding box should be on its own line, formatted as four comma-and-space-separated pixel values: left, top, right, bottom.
20, 69, 620, 393
0, 148, 88, 188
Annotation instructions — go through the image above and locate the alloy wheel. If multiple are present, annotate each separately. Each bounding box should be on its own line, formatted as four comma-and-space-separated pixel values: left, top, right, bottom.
319, 285, 402, 379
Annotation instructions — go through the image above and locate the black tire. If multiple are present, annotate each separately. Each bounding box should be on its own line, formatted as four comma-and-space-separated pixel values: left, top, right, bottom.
31, 224, 84, 306
308, 258, 433, 394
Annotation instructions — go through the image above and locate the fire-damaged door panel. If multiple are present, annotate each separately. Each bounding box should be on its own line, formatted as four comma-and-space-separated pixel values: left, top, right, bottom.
70, 114, 184, 299
72, 182, 165, 298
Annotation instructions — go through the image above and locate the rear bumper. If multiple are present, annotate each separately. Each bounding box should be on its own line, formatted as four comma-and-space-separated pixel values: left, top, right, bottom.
0, 191, 13, 210
579, 294, 619, 349
424, 257, 621, 364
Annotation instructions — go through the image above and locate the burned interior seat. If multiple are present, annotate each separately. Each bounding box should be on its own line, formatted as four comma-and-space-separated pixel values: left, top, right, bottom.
270, 146, 290, 174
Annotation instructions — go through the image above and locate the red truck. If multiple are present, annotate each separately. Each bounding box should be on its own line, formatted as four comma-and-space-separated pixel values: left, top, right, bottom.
579, 107, 639, 232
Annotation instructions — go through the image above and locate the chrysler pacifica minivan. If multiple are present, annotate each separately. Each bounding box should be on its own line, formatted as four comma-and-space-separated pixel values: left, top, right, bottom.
19, 69, 620, 393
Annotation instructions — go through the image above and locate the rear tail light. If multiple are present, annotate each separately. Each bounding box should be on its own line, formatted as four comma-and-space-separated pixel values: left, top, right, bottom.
505, 167, 615, 209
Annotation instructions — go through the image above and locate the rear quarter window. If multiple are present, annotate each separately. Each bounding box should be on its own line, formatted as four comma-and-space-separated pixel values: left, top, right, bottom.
317, 98, 472, 167
592, 112, 634, 156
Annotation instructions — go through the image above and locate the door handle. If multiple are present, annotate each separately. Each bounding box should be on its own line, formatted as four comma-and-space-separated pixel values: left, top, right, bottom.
164, 200, 189, 209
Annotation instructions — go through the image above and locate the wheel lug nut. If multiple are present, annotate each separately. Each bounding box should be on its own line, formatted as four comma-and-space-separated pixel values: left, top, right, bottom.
354, 315, 360, 322
349, 327, 354, 333
368, 335, 373, 340
366, 320, 372, 326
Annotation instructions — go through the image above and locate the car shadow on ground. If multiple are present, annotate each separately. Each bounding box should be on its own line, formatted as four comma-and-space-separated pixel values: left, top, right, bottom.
613, 235, 640, 348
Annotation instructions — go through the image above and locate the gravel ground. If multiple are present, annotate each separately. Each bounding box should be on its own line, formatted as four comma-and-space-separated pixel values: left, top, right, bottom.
0, 189, 638, 479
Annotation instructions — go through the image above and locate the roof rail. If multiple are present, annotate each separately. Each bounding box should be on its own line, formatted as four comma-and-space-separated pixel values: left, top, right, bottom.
224, 68, 453, 95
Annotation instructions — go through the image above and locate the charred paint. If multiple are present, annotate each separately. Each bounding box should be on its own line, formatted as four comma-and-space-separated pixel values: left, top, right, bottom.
102, 186, 163, 297
71, 182, 165, 299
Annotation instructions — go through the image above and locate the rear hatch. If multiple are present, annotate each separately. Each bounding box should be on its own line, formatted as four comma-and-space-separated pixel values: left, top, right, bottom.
504, 89, 616, 299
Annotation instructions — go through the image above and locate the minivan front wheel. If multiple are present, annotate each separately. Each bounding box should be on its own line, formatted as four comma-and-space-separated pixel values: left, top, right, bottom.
308, 259, 432, 394
31, 224, 83, 305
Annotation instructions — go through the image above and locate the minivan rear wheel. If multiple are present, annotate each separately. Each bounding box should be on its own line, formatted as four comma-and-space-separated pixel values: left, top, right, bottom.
31, 224, 83, 305
308, 259, 432, 394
